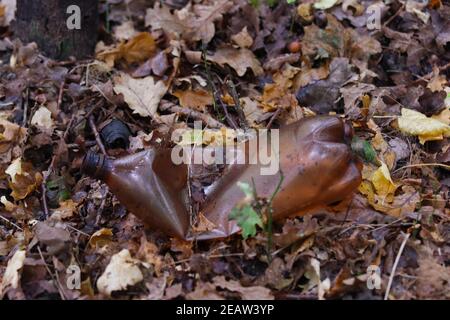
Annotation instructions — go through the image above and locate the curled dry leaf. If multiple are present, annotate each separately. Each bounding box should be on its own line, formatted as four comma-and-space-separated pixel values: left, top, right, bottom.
231, 27, 253, 48
97, 32, 156, 67
5, 158, 42, 201
145, 0, 232, 44
398, 108, 450, 144
49, 199, 78, 221
31, 106, 54, 130
97, 249, 144, 296
212, 276, 274, 300
88, 228, 113, 249
207, 47, 263, 77
173, 88, 213, 111
0, 250, 26, 299
113, 72, 168, 118
0, 119, 27, 154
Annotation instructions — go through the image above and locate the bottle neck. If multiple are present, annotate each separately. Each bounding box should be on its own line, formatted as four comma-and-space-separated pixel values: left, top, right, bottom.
81, 151, 111, 180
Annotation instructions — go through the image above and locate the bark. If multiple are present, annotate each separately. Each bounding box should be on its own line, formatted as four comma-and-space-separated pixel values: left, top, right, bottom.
14, 0, 99, 60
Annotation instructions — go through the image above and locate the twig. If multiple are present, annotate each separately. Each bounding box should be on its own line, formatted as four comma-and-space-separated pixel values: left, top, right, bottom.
393, 163, 450, 173
0, 214, 23, 231
159, 101, 225, 128
383, 3, 405, 27
384, 232, 410, 300
266, 170, 284, 261
266, 108, 282, 129
88, 115, 107, 155
56, 78, 66, 110
41, 154, 58, 218
37, 245, 66, 300
226, 79, 248, 130
22, 88, 29, 127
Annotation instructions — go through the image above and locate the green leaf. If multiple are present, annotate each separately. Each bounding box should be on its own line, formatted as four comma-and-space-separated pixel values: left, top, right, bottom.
286, 0, 296, 4
229, 205, 263, 239
351, 137, 378, 165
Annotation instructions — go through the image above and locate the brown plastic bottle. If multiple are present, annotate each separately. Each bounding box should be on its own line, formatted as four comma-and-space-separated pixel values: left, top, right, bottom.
81, 116, 362, 240
81, 149, 190, 238
196, 116, 362, 239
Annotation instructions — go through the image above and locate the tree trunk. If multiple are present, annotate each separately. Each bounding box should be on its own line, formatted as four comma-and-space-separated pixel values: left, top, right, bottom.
14, 0, 99, 60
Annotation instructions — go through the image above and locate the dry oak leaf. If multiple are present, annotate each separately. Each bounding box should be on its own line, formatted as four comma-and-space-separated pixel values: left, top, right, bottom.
5, 158, 42, 201
240, 97, 264, 127
49, 199, 78, 221
113, 72, 167, 118
88, 228, 113, 249
0, 119, 27, 154
398, 108, 450, 144
97, 249, 144, 296
97, 32, 156, 67
0, 250, 26, 298
145, 0, 232, 44
207, 47, 263, 77
231, 27, 254, 49
31, 106, 54, 130
213, 276, 274, 300
173, 88, 213, 111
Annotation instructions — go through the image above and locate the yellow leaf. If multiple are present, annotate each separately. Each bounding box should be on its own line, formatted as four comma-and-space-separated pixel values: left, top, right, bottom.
398, 108, 450, 144
0, 250, 26, 298
88, 228, 113, 249
97, 249, 143, 296
371, 161, 397, 197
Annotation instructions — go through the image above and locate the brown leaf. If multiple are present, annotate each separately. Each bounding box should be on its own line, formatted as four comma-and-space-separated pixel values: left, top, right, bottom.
173, 89, 213, 111
207, 47, 263, 77
213, 276, 274, 300
113, 72, 168, 118
97, 32, 156, 67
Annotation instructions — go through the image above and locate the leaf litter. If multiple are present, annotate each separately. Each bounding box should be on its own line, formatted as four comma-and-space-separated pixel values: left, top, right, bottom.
0, 0, 449, 300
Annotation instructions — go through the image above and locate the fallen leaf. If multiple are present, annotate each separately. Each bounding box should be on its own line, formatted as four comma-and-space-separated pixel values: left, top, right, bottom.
49, 199, 77, 221
5, 158, 42, 200
213, 276, 274, 300
145, 0, 232, 44
97, 32, 156, 67
231, 27, 253, 49
88, 228, 113, 249
398, 108, 450, 144
0, 249, 26, 299
207, 47, 263, 77
173, 89, 213, 111
371, 161, 397, 197
240, 97, 264, 127
113, 21, 138, 41
314, 0, 339, 10
97, 249, 144, 296
0, 119, 27, 154
113, 72, 167, 118
31, 106, 53, 130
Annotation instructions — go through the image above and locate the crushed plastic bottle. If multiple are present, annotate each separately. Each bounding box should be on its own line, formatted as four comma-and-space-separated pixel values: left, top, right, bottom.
81, 116, 362, 240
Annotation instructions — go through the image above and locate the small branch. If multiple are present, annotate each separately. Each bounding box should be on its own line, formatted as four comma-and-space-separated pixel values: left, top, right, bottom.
88, 115, 107, 155
393, 163, 450, 173
22, 88, 29, 127
37, 245, 66, 300
266, 108, 282, 129
384, 232, 410, 300
160, 101, 225, 128
56, 78, 66, 110
266, 170, 284, 261
226, 79, 248, 130
0, 214, 23, 231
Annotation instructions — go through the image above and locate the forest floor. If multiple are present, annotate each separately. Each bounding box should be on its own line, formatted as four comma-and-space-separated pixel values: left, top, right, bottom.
0, 0, 449, 300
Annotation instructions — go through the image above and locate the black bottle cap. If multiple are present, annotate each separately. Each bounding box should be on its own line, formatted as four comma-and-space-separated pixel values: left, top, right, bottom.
81, 151, 108, 179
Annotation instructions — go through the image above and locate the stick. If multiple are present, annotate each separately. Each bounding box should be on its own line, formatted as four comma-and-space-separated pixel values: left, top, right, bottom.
88, 115, 107, 155
159, 101, 225, 128
384, 232, 410, 300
